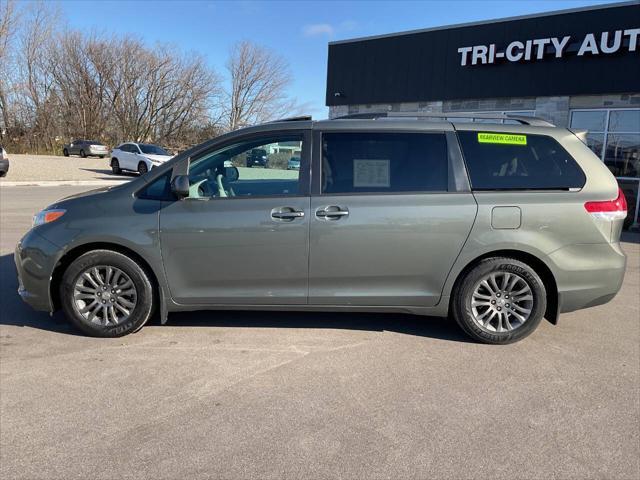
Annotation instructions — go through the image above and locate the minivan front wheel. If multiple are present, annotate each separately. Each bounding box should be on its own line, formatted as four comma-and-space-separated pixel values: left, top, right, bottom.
452, 257, 546, 344
60, 250, 154, 337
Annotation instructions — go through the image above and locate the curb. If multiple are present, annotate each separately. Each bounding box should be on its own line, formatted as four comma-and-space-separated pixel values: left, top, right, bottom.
0, 180, 131, 187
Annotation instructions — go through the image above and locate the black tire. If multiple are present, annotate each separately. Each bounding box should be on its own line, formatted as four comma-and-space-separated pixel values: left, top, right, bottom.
452, 257, 547, 344
63, 148, 69, 157
99, 155, 105, 159
80, 149, 86, 158
111, 158, 121, 174
138, 161, 148, 175
60, 250, 154, 337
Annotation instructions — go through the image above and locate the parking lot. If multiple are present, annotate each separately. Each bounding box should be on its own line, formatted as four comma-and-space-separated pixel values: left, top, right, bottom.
1, 184, 639, 479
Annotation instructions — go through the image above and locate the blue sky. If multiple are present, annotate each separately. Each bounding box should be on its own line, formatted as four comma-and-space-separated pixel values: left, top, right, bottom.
58, 0, 618, 118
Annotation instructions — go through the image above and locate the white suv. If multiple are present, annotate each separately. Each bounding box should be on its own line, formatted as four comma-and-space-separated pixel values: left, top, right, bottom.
110, 143, 173, 175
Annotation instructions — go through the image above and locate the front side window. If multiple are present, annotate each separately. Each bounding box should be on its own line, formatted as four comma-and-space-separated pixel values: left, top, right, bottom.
458, 131, 586, 190
186, 134, 304, 199
321, 132, 448, 194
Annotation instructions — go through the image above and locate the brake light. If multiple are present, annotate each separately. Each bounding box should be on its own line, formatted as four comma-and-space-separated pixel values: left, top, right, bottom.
584, 188, 627, 220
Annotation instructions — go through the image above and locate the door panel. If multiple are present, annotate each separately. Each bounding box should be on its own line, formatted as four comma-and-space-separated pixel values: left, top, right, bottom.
308, 128, 477, 307
160, 197, 310, 304
309, 194, 477, 306
118, 147, 130, 169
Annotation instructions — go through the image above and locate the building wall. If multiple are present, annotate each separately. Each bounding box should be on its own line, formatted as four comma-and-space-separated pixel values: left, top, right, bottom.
329, 93, 640, 128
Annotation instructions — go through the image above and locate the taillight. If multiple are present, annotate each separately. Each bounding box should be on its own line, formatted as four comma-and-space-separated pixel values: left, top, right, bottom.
584, 188, 627, 220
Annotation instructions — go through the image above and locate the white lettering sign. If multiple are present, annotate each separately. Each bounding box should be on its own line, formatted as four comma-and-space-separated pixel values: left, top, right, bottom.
458, 29, 639, 66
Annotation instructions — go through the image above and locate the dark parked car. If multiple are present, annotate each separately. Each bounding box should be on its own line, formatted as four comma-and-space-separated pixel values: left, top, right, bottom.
63, 140, 109, 158
0, 145, 9, 177
16, 113, 627, 344
246, 148, 269, 168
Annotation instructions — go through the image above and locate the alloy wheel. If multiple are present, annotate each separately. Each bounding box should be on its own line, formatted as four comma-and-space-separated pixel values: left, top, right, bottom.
72, 266, 138, 326
470, 272, 533, 333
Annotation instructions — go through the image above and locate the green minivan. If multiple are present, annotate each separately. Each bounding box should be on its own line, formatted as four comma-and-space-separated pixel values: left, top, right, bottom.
15, 113, 627, 343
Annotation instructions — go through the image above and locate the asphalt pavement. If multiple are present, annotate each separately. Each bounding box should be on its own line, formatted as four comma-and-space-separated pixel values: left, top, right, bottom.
1, 186, 638, 480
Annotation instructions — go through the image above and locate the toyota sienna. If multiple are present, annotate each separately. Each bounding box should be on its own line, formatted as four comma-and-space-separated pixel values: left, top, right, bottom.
15, 113, 627, 344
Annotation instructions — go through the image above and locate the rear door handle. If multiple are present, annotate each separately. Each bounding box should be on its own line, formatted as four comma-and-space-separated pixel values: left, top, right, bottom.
315, 206, 349, 219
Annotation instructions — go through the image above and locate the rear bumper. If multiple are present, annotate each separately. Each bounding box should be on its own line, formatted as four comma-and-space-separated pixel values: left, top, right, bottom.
548, 242, 626, 313
14, 229, 61, 312
88, 148, 108, 156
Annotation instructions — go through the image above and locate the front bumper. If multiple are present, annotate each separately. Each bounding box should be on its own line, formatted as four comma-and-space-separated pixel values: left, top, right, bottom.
548, 242, 627, 313
14, 229, 62, 312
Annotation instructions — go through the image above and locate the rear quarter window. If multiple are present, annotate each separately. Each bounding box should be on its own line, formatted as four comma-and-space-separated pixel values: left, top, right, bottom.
458, 131, 586, 190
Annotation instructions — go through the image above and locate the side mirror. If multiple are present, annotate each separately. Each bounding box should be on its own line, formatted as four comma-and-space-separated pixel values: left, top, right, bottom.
171, 175, 190, 199
225, 166, 239, 182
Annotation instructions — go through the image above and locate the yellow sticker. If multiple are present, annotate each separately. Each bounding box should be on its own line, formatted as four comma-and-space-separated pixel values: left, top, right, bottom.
478, 132, 527, 145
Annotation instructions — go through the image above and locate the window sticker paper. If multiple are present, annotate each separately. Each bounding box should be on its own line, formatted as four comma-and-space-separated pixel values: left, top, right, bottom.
353, 159, 390, 188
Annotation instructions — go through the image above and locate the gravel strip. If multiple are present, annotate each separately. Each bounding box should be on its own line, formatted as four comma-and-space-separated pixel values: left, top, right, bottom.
0, 154, 132, 182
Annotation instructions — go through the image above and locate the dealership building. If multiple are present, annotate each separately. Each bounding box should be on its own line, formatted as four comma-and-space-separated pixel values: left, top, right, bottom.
326, 1, 640, 227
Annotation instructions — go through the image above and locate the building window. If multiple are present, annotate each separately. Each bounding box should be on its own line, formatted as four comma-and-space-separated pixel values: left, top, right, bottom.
570, 108, 640, 228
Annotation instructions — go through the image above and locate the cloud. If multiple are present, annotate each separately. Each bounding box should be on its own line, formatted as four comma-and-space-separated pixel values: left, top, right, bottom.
302, 23, 335, 37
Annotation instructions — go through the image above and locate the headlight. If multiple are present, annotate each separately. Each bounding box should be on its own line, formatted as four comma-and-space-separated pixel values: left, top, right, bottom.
33, 209, 66, 227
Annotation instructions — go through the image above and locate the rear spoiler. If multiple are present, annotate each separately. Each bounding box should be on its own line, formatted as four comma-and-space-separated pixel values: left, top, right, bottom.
569, 129, 588, 145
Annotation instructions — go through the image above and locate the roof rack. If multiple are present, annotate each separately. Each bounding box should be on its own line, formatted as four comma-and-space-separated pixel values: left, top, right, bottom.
268, 115, 312, 123
334, 111, 554, 127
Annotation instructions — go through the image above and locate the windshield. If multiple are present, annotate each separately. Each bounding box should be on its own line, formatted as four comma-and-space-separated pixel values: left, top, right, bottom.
139, 144, 169, 155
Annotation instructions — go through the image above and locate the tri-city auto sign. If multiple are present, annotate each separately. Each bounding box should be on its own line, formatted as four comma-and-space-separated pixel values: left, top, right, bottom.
457, 28, 639, 66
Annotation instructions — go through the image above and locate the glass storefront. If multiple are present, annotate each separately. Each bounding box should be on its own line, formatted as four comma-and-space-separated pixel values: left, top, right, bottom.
570, 108, 640, 228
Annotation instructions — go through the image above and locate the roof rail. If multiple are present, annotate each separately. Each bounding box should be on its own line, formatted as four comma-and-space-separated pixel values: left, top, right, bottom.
268, 115, 312, 123
334, 111, 554, 127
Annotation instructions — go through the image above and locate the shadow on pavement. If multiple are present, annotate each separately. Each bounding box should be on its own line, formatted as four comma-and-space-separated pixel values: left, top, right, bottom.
0, 253, 470, 343
0, 254, 75, 335
79, 168, 137, 178
166, 309, 471, 343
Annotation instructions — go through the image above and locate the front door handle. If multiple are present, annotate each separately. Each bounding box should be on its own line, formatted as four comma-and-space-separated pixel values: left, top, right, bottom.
315, 206, 349, 219
271, 207, 305, 221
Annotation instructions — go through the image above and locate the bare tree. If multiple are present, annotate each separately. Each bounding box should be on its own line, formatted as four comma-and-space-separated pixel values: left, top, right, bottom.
1, 7, 302, 154
106, 40, 222, 147
17, 1, 59, 152
225, 41, 296, 131
0, 0, 19, 134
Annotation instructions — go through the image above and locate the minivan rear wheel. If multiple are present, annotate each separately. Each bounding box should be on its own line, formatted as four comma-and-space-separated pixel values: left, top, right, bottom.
60, 250, 154, 337
452, 257, 546, 344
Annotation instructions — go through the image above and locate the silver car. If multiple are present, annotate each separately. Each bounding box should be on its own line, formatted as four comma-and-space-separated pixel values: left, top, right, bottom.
62, 139, 109, 158
15, 113, 627, 344
0, 145, 9, 177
